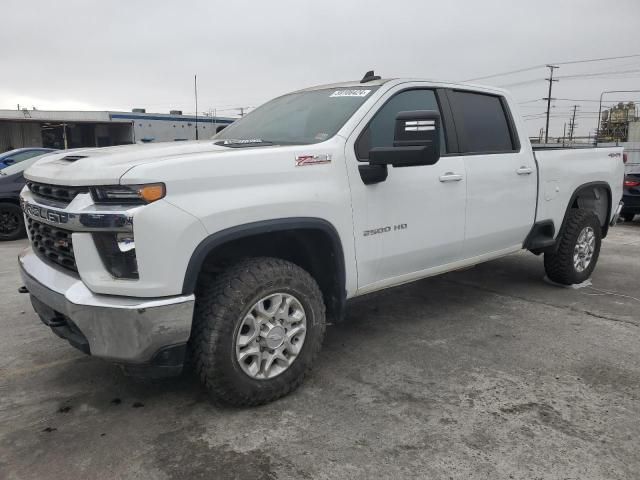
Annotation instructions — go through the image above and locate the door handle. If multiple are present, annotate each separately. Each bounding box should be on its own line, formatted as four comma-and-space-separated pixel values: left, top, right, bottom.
439, 172, 463, 182
516, 166, 533, 175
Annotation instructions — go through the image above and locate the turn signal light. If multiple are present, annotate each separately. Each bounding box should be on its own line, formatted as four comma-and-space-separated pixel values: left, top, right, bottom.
139, 184, 166, 203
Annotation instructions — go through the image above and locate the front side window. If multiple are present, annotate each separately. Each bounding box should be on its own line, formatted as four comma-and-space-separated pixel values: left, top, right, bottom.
356, 89, 446, 159
213, 87, 379, 146
447, 91, 516, 153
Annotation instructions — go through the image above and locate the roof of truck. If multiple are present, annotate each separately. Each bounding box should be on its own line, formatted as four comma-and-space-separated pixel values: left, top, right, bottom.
294, 78, 509, 96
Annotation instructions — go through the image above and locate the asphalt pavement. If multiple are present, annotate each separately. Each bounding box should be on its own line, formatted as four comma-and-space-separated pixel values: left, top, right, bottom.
1, 221, 639, 479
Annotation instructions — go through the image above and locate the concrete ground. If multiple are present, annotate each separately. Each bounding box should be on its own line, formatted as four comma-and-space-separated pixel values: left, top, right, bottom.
1, 222, 639, 480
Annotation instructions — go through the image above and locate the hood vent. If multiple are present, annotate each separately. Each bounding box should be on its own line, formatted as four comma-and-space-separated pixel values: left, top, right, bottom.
61, 155, 88, 162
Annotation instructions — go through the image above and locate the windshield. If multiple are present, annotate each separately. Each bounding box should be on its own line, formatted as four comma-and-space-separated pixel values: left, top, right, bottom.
213, 87, 379, 146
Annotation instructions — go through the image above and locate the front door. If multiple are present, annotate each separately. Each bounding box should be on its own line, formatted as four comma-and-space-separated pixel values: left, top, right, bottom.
344, 86, 467, 293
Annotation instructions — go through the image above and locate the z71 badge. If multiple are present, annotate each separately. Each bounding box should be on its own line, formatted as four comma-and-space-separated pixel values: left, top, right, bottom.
295, 154, 332, 167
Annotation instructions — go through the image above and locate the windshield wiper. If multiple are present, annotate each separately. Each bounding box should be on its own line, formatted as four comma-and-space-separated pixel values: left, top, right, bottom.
214, 139, 274, 148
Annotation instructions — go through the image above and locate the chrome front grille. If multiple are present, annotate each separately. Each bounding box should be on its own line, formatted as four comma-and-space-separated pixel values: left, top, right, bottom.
27, 218, 77, 272
27, 182, 89, 205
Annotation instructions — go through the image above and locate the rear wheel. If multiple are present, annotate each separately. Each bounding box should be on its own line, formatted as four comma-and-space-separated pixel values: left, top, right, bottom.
0, 203, 26, 241
544, 209, 602, 285
190, 257, 326, 406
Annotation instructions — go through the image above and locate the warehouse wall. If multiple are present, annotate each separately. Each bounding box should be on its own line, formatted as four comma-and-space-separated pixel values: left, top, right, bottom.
0, 122, 42, 150
131, 118, 226, 142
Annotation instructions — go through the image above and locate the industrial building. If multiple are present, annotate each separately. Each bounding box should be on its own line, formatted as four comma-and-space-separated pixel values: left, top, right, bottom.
599, 102, 638, 142
0, 108, 235, 151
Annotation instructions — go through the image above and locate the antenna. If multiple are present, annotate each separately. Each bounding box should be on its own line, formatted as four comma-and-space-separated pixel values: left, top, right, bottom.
360, 70, 381, 83
194, 74, 199, 140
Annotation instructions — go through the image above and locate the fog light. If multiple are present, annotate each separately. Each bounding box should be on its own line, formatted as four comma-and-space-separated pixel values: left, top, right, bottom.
116, 233, 135, 252
93, 232, 139, 279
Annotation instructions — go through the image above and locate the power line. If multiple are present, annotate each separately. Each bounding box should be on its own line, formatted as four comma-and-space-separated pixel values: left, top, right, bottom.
462, 53, 640, 82
554, 53, 640, 66
498, 78, 544, 88
463, 65, 542, 82
556, 68, 640, 79
518, 99, 543, 104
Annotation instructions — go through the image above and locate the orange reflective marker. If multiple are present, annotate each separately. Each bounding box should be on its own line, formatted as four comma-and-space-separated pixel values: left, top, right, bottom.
138, 184, 166, 203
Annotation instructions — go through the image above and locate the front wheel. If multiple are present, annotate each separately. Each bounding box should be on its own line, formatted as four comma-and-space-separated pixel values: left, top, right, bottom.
544, 209, 602, 285
0, 203, 26, 241
189, 257, 326, 406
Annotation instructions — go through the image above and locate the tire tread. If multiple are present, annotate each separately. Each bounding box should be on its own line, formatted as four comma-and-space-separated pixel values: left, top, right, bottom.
544, 209, 601, 285
190, 257, 326, 406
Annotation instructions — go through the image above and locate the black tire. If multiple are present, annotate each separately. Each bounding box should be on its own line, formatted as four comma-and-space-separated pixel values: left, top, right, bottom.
190, 257, 326, 406
621, 211, 636, 222
544, 209, 602, 285
0, 203, 26, 241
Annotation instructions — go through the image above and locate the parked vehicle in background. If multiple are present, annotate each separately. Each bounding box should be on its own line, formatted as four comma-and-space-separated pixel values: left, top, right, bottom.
0, 148, 56, 170
0, 154, 55, 240
18, 73, 625, 406
621, 174, 640, 222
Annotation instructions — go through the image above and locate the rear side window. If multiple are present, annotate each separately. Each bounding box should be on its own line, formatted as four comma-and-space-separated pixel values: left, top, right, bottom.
448, 91, 517, 154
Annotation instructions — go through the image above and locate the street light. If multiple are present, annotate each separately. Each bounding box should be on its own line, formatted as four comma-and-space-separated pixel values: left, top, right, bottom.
597, 89, 640, 144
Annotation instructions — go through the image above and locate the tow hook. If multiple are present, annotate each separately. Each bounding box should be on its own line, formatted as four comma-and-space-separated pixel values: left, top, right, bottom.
18, 286, 28, 294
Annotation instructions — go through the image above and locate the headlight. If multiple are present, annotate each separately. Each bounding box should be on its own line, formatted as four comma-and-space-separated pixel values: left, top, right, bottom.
91, 183, 165, 205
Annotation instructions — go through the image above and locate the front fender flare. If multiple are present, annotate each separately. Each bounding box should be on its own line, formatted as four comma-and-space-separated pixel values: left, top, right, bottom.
181, 217, 346, 305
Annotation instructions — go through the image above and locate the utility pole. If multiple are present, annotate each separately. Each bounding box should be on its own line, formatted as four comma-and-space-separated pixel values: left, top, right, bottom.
194, 75, 199, 140
568, 105, 578, 141
543, 65, 559, 144
562, 123, 566, 146
239, 107, 245, 117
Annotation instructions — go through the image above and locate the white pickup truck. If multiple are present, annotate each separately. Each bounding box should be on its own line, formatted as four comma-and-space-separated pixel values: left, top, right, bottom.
19, 72, 625, 405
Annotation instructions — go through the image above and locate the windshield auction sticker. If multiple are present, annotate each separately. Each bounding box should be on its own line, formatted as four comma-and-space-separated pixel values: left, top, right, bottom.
329, 89, 371, 97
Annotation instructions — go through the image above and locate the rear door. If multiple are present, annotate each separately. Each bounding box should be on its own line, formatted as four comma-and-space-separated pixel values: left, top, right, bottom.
446, 90, 537, 258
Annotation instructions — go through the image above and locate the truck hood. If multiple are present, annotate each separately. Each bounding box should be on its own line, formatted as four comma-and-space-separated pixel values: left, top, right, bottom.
24, 141, 236, 186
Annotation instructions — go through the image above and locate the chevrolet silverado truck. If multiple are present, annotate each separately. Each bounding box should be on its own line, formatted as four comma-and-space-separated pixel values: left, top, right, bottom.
18, 72, 625, 406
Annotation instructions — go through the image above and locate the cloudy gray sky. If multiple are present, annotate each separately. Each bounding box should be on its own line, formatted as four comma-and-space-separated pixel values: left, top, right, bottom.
2, 0, 640, 138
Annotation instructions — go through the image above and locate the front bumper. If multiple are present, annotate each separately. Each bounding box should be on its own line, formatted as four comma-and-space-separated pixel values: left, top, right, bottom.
19, 248, 195, 369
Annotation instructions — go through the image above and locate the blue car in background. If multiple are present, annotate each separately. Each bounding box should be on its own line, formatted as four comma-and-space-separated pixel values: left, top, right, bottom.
0, 150, 57, 240
0, 148, 56, 170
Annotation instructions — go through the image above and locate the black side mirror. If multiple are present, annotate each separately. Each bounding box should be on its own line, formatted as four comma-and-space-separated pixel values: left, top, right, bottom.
4, 158, 15, 165
369, 110, 441, 168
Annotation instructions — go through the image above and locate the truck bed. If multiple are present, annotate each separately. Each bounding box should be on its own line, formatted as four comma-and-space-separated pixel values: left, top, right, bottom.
533, 146, 625, 236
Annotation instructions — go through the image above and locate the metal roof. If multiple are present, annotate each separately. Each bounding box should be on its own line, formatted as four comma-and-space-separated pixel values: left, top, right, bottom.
0, 109, 234, 124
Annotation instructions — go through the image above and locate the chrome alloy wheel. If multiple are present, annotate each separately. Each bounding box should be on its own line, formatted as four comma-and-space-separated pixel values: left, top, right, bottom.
573, 226, 595, 273
235, 293, 307, 380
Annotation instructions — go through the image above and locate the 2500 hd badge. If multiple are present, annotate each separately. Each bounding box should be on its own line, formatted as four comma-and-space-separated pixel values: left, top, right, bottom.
363, 223, 408, 236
